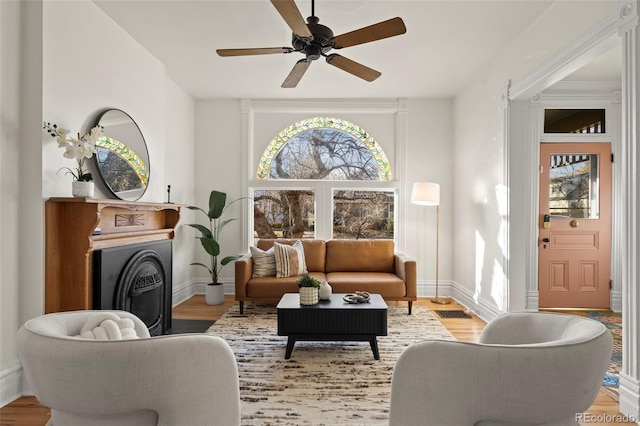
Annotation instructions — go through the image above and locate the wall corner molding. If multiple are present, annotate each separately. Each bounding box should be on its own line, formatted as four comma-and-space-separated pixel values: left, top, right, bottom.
618, 1, 639, 35
509, 13, 621, 101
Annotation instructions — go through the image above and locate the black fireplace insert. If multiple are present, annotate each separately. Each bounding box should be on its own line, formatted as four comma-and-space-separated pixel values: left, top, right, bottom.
93, 240, 172, 335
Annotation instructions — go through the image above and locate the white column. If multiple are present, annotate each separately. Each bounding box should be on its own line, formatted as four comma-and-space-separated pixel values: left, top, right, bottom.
241, 99, 252, 249
612, 90, 624, 313
618, 0, 640, 418
395, 98, 408, 253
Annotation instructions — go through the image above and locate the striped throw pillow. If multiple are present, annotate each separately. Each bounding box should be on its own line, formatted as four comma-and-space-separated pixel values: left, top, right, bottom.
250, 246, 276, 277
274, 240, 307, 278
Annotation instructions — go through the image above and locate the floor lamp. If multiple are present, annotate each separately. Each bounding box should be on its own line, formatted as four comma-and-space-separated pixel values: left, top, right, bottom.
411, 182, 450, 304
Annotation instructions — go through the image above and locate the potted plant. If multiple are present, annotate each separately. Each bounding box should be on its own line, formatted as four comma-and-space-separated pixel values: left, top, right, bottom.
297, 274, 320, 305
187, 190, 246, 305
43, 121, 104, 197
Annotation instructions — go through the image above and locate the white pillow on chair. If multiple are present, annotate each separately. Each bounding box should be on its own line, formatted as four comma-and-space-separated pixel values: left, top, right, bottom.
76, 312, 139, 340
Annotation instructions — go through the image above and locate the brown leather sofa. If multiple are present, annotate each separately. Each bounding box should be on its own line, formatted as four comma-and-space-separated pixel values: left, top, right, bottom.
234, 239, 417, 314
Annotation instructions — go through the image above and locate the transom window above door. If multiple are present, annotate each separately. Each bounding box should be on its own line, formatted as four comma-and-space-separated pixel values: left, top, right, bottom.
543, 109, 606, 134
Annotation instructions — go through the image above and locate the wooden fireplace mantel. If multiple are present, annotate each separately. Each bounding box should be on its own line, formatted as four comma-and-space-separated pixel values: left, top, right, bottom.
45, 197, 184, 313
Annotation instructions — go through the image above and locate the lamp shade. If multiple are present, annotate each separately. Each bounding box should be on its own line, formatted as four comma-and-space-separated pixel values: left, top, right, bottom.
411, 182, 440, 206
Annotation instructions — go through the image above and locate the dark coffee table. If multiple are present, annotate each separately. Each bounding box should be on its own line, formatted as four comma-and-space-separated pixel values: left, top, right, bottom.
276, 293, 388, 360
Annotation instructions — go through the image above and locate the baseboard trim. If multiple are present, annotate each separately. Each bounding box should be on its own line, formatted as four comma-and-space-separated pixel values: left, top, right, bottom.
415, 279, 453, 299
451, 283, 503, 323
619, 373, 640, 421
0, 362, 24, 408
184, 279, 235, 300
171, 279, 199, 308
173, 279, 236, 307
417, 280, 502, 323
611, 290, 623, 313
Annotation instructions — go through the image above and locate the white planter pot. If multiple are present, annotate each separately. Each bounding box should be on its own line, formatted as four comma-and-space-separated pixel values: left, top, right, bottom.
72, 181, 94, 198
299, 287, 319, 305
205, 283, 225, 305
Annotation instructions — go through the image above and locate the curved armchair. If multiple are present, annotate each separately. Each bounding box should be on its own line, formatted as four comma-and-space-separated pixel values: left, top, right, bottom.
17, 310, 240, 426
389, 312, 613, 426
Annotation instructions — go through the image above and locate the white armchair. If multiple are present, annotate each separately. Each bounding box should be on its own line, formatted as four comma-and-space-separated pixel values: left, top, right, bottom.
17, 310, 240, 426
389, 311, 613, 426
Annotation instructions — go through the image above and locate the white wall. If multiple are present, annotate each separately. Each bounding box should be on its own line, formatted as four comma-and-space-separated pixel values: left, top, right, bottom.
453, 1, 618, 317
0, 0, 43, 406
405, 99, 454, 291
193, 99, 246, 288
0, 0, 196, 403
193, 98, 454, 292
165, 78, 196, 298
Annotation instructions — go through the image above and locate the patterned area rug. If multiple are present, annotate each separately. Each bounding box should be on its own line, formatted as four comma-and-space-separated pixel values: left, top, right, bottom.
207, 303, 454, 425
562, 310, 622, 401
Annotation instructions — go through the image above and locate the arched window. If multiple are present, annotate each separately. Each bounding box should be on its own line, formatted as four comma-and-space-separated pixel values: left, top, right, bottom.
253, 117, 395, 241
257, 117, 391, 180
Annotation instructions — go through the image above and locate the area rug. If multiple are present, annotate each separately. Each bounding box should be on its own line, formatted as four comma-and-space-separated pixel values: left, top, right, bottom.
207, 303, 454, 425
562, 310, 622, 401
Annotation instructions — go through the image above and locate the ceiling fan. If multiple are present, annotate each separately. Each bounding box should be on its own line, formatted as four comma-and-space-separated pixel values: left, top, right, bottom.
216, 0, 407, 88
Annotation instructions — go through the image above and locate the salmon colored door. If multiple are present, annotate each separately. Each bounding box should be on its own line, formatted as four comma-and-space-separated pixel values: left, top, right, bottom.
538, 142, 611, 308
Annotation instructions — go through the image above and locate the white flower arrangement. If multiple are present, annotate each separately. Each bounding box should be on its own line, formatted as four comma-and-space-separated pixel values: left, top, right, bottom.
43, 122, 104, 182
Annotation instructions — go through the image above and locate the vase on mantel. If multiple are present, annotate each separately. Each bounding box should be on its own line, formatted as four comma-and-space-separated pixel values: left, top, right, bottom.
72, 181, 94, 198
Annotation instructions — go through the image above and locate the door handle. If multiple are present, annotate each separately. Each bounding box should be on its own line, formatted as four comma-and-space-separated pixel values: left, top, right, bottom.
541, 237, 550, 249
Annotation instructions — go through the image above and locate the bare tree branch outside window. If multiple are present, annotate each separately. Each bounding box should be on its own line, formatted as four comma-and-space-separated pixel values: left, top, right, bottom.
269, 129, 379, 180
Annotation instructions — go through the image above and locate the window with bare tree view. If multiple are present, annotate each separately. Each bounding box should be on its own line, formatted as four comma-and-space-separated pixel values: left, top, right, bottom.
253, 117, 394, 241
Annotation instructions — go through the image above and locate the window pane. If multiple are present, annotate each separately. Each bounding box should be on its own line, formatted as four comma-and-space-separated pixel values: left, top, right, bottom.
269, 128, 380, 180
543, 109, 605, 133
548, 154, 599, 219
253, 190, 315, 242
333, 190, 394, 239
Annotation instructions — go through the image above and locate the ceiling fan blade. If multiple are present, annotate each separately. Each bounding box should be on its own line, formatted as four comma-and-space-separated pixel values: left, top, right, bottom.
332, 17, 406, 49
217, 47, 293, 57
270, 0, 313, 39
325, 54, 381, 82
282, 59, 311, 88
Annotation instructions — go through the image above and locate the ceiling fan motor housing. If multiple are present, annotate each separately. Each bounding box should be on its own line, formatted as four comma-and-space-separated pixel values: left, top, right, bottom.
292, 16, 334, 60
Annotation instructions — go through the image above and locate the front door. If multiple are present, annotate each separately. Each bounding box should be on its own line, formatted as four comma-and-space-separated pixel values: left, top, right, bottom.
538, 142, 611, 308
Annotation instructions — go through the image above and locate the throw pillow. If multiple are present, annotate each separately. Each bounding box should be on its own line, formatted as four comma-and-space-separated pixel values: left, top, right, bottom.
250, 246, 276, 277
274, 240, 307, 278
75, 312, 140, 340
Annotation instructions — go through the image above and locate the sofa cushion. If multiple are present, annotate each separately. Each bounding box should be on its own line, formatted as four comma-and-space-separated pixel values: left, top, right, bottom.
250, 246, 276, 277
258, 239, 326, 272
326, 272, 407, 297
246, 272, 327, 298
325, 240, 395, 273
274, 240, 307, 278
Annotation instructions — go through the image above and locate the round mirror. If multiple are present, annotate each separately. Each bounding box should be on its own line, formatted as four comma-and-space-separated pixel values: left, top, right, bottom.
93, 109, 150, 201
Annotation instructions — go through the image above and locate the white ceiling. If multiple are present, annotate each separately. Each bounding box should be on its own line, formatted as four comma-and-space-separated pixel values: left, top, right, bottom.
93, 0, 621, 100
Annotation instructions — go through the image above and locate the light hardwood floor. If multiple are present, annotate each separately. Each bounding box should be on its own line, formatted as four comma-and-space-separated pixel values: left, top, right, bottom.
0, 296, 632, 425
